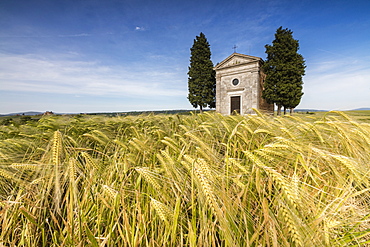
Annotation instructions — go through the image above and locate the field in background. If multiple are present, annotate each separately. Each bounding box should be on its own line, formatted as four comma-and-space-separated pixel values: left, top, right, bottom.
2, 110, 370, 124
296, 110, 370, 123
0, 111, 369, 246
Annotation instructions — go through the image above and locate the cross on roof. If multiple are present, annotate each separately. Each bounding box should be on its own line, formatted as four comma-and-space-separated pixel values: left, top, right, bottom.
232, 45, 238, 53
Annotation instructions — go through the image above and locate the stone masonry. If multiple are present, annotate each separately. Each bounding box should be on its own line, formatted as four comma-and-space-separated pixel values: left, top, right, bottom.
214, 53, 274, 115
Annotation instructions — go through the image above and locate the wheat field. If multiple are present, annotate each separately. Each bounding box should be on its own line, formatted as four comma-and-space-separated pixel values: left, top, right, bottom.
0, 111, 369, 246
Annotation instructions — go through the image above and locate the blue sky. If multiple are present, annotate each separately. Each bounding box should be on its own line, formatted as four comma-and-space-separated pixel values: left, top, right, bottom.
1, 0, 369, 114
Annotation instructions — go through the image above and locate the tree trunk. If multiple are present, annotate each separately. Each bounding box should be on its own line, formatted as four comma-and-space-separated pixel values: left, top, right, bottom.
277, 104, 282, 116
283, 106, 287, 115
199, 105, 203, 114
290, 108, 294, 115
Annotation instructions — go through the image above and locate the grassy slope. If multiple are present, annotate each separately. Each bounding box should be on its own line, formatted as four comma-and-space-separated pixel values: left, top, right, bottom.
0, 111, 369, 246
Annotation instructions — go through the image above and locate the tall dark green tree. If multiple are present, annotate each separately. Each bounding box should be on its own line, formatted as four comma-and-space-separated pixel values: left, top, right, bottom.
262, 27, 306, 115
187, 32, 216, 113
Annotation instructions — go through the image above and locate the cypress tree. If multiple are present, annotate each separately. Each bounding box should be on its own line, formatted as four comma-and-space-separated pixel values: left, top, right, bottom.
187, 32, 216, 113
262, 27, 306, 115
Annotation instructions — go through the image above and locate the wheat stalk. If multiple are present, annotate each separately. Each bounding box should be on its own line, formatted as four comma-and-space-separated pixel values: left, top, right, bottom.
129, 138, 146, 153
239, 121, 255, 136
102, 185, 118, 199
193, 159, 219, 216
279, 126, 296, 140
10, 163, 41, 170
1, 111, 369, 245
305, 122, 325, 143
185, 132, 216, 161
279, 203, 303, 246
80, 152, 100, 171
273, 137, 302, 152
181, 154, 194, 171
352, 128, 370, 147
311, 147, 362, 181
195, 158, 214, 181
244, 150, 299, 209
135, 167, 162, 191
159, 150, 175, 166
0, 151, 8, 160
150, 197, 173, 222
0, 168, 15, 180
52, 131, 62, 166
253, 128, 273, 136
161, 137, 180, 152
30, 177, 46, 184
68, 158, 78, 181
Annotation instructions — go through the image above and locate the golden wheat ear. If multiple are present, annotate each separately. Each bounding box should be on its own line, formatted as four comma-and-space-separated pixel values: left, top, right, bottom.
10, 163, 41, 170
150, 197, 173, 222
193, 159, 219, 217
102, 184, 119, 199
0, 168, 16, 180
279, 203, 303, 246
135, 167, 162, 191
52, 131, 62, 166
80, 152, 100, 171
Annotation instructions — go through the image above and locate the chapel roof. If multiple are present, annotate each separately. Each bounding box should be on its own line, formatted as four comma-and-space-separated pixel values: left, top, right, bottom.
214, 53, 262, 70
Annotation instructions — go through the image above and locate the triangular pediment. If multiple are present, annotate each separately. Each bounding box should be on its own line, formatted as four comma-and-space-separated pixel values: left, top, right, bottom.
214, 53, 262, 70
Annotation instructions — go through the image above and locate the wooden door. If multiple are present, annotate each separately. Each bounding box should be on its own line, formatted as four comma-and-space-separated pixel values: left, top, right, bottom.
230, 96, 240, 114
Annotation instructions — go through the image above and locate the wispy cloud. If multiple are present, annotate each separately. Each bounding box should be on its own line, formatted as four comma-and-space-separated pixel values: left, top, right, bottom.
135, 26, 146, 31
57, 33, 91, 37
0, 33, 91, 38
300, 56, 370, 110
0, 53, 187, 97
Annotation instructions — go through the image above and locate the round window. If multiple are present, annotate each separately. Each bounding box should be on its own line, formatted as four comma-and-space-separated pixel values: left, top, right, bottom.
232, 78, 239, 86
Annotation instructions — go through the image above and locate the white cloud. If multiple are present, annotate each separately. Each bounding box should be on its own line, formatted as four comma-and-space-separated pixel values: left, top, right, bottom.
58, 33, 91, 37
135, 26, 146, 31
300, 56, 370, 110
0, 53, 187, 97
0, 33, 92, 38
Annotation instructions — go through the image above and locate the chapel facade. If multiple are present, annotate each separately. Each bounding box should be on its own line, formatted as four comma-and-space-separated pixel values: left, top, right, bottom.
214, 53, 274, 115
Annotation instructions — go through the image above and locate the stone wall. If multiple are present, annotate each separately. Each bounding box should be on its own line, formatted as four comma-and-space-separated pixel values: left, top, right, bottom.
215, 53, 273, 115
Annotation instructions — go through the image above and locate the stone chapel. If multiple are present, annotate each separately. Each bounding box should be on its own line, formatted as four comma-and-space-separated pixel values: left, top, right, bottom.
214, 53, 274, 115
